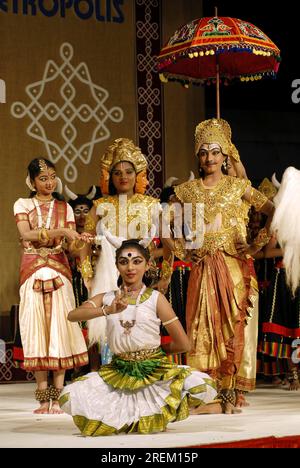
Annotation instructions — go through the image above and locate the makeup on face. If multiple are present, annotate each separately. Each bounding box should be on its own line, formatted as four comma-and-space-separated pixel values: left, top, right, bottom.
111, 161, 136, 192
74, 204, 90, 228
74, 205, 90, 217
199, 143, 222, 155
199, 143, 224, 172
111, 163, 135, 179
117, 253, 145, 265
117, 248, 147, 272
34, 169, 57, 195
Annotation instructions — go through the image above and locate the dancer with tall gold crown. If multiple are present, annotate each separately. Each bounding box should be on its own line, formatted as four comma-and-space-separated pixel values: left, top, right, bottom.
79, 138, 173, 347
172, 119, 274, 413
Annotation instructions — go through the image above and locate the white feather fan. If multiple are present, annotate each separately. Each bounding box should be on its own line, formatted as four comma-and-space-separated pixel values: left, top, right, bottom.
271, 167, 300, 295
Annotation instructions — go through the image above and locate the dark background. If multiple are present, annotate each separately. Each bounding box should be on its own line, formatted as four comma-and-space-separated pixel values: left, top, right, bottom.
201, 0, 299, 186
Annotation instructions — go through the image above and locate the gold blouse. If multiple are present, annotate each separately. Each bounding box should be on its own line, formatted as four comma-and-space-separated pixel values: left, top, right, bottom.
174, 176, 267, 257
92, 193, 160, 238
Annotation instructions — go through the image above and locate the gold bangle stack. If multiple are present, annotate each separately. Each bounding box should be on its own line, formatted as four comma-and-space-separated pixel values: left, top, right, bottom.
160, 259, 173, 281
80, 256, 93, 279
38, 228, 50, 243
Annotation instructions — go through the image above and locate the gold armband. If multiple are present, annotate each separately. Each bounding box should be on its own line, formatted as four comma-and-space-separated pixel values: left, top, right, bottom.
249, 187, 268, 211
80, 256, 93, 279
252, 227, 271, 250
160, 259, 173, 281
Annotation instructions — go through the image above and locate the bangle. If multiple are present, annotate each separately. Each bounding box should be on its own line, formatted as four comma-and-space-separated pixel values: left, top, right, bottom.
70, 239, 86, 252
38, 228, 50, 243
101, 305, 109, 316
162, 316, 179, 327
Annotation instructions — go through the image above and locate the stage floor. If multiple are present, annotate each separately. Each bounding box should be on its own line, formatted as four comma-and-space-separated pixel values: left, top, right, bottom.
1, 382, 300, 448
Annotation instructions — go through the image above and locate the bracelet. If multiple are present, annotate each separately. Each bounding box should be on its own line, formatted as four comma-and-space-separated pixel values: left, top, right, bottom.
101, 305, 109, 317
86, 300, 109, 316
70, 239, 86, 252
162, 316, 179, 327
38, 228, 50, 243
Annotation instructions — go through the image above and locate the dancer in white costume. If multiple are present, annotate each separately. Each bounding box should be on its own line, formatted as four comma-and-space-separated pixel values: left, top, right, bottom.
59, 239, 218, 436
80, 138, 172, 346
13, 158, 91, 414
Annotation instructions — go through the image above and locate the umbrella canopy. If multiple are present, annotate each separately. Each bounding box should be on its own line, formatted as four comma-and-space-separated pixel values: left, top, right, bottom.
157, 16, 281, 85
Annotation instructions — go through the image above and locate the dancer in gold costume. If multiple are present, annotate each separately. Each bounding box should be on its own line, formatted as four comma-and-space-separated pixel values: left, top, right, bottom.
173, 119, 274, 413
79, 138, 173, 346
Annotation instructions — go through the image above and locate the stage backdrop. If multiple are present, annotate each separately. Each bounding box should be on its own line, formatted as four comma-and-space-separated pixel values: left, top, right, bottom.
0, 0, 204, 311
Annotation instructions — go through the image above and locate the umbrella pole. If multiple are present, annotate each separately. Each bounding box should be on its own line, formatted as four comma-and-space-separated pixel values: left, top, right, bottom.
215, 6, 220, 118
216, 62, 220, 119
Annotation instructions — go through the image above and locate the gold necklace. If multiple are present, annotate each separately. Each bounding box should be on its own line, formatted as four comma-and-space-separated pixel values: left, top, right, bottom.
119, 284, 146, 335
121, 284, 143, 297
35, 194, 53, 202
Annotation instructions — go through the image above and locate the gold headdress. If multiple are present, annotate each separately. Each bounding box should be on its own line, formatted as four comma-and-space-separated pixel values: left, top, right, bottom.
100, 138, 147, 174
195, 118, 240, 162
258, 177, 278, 200
99, 138, 148, 195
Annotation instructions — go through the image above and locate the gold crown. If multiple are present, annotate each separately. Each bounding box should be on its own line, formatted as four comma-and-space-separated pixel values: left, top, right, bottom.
258, 178, 278, 200
100, 138, 147, 174
195, 118, 240, 162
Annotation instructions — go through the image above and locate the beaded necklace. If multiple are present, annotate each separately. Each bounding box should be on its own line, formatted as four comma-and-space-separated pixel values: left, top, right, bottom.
33, 198, 55, 229
119, 284, 146, 335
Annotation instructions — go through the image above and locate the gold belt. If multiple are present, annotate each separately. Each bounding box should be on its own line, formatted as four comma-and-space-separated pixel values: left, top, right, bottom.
24, 246, 63, 258
194, 229, 238, 256
116, 347, 160, 361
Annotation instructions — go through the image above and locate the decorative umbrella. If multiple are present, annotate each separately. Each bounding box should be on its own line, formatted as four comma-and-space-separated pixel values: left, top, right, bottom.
157, 10, 281, 117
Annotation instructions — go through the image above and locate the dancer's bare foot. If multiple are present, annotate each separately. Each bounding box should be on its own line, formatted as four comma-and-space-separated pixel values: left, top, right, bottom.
190, 402, 223, 415
287, 367, 300, 391
49, 400, 64, 414
33, 402, 50, 414
223, 402, 242, 414
288, 379, 300, 391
